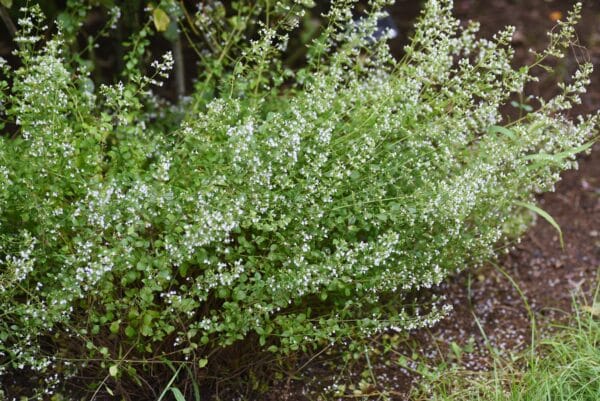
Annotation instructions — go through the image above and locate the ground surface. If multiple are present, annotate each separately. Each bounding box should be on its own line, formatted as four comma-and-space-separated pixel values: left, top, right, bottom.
265, 1, 600, 400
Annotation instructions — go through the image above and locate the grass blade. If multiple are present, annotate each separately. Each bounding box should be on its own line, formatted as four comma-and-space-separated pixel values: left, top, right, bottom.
515, 201, 563, 249
523, 141, 594, 163
487, 125, 516, 140
157, 364, 183, 401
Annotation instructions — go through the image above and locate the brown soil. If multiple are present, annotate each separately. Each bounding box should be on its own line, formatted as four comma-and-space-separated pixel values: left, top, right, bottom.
264, 1, 600, 400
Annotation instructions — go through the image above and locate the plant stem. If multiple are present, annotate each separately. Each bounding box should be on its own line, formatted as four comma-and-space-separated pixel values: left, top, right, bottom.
0, 5, 16, 37
172, 24, 186, 99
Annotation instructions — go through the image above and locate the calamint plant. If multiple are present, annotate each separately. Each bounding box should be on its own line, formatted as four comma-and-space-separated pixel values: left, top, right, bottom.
0, 0, 597, 398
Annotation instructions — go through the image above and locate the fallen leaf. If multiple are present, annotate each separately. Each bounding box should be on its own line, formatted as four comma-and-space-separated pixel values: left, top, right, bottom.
152, 7, 170, 32
549, 11, 563, 22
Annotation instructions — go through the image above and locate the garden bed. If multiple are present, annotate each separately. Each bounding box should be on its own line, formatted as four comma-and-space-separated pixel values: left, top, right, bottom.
1, 1, 599, 400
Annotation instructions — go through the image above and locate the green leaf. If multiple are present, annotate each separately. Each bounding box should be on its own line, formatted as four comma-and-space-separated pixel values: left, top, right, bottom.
510, 100, 533, 112
450, 341, 462, 358
487, 125, 516, 140
109, 320, 120, 334
164, 18, 179, 42
515, 201, 563, 249
109, 364, 118, 377
170, 388, 186, 401
105, 385, 114, 396
125, 325, 136, 338
463, 338, 475, 353
523, 141, 594, 164
198, 358, 208, 368
152, 8, 170, 32
0, 0, 12, 8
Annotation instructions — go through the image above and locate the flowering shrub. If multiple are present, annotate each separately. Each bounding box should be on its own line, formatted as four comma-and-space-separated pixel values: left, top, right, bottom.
0, 0, 597, 398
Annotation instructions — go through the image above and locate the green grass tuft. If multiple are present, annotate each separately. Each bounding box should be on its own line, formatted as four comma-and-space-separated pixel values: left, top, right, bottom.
414, 279, 600, 401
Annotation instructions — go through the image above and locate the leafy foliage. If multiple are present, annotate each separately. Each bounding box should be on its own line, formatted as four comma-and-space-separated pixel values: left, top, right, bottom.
0, 0, 597, 398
